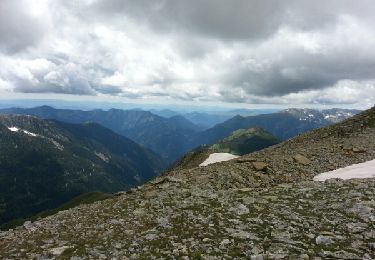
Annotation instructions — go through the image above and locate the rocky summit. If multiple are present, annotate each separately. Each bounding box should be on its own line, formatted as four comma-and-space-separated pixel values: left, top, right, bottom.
0, 107, 375, 259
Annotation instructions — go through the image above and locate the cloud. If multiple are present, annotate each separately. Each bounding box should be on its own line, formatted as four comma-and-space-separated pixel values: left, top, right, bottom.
0, 0, 47, 53
0, 57, 98, 95
90, 0, 286, 41
216, 17, 375, 96
89, 0, 375, 41
0, 0, 374, 107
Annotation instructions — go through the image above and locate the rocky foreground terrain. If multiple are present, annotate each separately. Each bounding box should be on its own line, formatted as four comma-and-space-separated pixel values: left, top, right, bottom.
0, 107, 374, 259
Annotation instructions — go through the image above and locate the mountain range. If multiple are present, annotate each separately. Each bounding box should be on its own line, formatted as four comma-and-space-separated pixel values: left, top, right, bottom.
0, 106, 359, 165
188, 108, 359, 148
0, 106, 198, 163
151, 108, 280, 129
0, 114, 165, 226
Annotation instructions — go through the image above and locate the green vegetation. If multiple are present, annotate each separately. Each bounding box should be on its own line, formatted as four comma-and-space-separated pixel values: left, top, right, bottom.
169, 127, 280, 171
0, 192, 112, 230
210, 127, 280, 155
0, 115, 166, 226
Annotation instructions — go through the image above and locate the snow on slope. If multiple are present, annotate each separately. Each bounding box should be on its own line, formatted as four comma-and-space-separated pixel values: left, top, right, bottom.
8, 127, 38, 137
8, 127, 19, 132
200, 153, 239, 167
314, 159, 375, 181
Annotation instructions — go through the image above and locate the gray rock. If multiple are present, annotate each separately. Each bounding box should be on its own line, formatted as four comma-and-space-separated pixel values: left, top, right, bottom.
229, 203, 249, 215
315, 235, 333, 245
293, 154, 311, 165
252, 162, 268, 171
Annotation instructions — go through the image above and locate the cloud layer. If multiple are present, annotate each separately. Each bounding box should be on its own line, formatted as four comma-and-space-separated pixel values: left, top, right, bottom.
0, 0, 375, 107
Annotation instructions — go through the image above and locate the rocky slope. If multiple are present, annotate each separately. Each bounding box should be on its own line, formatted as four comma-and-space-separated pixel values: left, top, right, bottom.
170, 127, 279, 171
0, 115, 165, 226
0, 107, 374, 259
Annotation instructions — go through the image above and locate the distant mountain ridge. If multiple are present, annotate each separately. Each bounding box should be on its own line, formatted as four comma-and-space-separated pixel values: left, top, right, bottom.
283, 108, 360, 123
0, 114, 166, 225
0, 106, 198, 163
0, 106, 359, 165
188, 108, 360, 149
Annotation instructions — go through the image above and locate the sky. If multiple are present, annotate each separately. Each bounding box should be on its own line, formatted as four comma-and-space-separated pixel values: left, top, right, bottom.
0, 0, 375, 109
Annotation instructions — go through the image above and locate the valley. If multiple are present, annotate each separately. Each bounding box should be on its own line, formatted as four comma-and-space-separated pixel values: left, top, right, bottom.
0, 114, 165, 226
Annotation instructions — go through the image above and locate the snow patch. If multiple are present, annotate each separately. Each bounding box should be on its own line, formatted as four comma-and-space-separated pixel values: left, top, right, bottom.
51, 140, 64, 151
314, 159, 375, 181
23, 130, 38, 137
200, 153, 239, 167
8, 127, 38, 137
8, 127, 19, 132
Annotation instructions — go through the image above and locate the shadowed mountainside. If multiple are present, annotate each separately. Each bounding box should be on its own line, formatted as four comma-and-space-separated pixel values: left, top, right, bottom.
0, 114, 166, 225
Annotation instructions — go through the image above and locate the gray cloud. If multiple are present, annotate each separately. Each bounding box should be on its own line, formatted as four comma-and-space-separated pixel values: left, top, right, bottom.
223, 45, 375, 96
90, 0, 285, 41
89, 0, 375, 41
0, 0, 46, 53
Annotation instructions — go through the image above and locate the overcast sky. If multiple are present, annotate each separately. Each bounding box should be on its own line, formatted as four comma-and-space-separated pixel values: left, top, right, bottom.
0, 0, 375, 108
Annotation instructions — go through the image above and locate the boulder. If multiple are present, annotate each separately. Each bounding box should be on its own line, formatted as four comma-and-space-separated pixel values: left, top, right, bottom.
315, 235, 333, 245
293, 154, 311, 165
252, 162, 268, 171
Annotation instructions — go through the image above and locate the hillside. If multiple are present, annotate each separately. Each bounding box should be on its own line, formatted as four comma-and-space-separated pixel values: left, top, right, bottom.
189, 108, 359, 149
0, 106, 198, 163
181, 109, 279, 130
171, 127, 280, 171
0, 107, 373, 258
0, 115, 166, 225
0, 192, 113, 231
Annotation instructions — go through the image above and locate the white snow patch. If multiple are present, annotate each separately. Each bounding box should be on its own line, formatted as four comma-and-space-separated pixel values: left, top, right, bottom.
200, 153, 239, 167
51, 140, 64, 151
8, 127, 19, 132
8, 126, 38, 137
314, 159, 375, 181
22, 130, 38, 137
